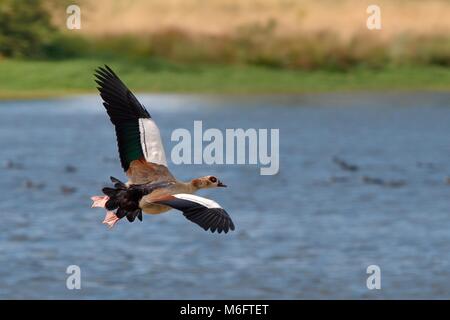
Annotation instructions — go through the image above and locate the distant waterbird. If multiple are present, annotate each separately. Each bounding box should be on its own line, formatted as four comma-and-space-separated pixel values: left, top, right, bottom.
329, 176, 350, 183
362, 176, 406, 188
24, 180, 45, 190
416, 161, 436, 169
332, 156, 359, 172
4, 160, 24, 170
64, 165, 78, 173
61, 185, 77, 195
90, 65, 234, 233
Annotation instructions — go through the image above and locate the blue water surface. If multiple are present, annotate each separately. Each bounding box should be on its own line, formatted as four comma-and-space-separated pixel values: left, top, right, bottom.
0, 92, 449, 299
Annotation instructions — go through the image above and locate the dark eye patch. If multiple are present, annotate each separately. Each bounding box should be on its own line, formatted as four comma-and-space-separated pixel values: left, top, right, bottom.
209, 176, 217, 183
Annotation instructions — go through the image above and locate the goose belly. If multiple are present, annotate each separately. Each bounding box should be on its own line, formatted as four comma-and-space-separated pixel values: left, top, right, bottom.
137, 183, 195, 214
140, 202, 172, 214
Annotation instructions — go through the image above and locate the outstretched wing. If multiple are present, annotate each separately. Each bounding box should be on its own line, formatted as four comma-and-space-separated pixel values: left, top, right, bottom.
94, 65, 174, 184
153, 194, 235, 234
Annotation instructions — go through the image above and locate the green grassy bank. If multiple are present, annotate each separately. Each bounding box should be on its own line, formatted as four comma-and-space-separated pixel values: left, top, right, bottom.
0, 59, 449, 99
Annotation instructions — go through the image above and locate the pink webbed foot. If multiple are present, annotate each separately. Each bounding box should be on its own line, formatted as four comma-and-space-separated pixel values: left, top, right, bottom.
91, 195, 109, 208
91, 195, 119, 228
103, 211, 120, 229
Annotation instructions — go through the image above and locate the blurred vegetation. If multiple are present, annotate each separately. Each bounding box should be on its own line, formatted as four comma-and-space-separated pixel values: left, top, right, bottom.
0, 0, 56, 57
0, 0, 79, 58
0, 0, 449, 96
1, 0, 448, 70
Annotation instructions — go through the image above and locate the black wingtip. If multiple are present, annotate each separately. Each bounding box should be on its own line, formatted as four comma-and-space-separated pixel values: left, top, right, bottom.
208, 216, 235, 234
104, 64, 116, 76
94, 65, 116, 82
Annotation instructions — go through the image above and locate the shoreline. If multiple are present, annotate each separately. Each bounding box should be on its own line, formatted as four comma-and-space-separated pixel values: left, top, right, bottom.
1, 59, 449, 99
1, 89, 449, 103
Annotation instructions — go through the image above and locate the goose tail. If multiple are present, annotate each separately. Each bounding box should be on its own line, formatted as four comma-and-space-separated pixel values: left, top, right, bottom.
102, 177, 126, 211
101, 177, 143, 223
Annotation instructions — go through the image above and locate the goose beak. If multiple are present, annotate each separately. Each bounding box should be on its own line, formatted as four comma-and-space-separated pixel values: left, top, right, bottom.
217, 181, 227, 187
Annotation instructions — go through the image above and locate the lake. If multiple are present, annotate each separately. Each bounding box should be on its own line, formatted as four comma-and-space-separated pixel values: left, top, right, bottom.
0, 92, 450, 299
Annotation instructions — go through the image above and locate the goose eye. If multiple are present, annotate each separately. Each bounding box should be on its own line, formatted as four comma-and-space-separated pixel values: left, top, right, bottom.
209, 177, 217, 183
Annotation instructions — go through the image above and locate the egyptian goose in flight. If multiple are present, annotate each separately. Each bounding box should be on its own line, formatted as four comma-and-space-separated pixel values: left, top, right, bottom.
91, 66, 235, 233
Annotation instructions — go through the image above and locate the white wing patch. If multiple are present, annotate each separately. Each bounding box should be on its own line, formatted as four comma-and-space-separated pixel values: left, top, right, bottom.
173, 194, 222, 209
139, 118, 167, 167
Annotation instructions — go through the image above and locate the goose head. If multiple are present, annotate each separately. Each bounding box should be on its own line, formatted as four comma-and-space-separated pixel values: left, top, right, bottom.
192, 176, 227, 189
